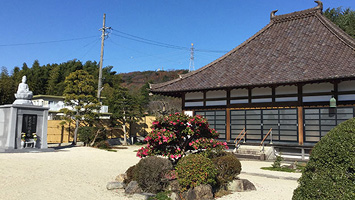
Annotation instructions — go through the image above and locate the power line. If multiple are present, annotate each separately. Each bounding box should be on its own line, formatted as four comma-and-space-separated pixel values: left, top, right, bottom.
107, 37, 186, 66
0, 35, 98, 47
111, 30, 228, 53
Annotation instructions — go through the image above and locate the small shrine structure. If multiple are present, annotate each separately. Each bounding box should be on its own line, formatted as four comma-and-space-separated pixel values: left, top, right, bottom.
0, 76, 49, 152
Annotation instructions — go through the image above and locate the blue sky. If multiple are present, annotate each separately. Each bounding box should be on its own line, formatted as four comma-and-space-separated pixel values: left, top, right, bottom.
0, 0, 354, 74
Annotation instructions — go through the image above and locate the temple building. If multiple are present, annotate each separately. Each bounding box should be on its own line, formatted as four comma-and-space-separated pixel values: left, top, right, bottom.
150, 1, 355, 152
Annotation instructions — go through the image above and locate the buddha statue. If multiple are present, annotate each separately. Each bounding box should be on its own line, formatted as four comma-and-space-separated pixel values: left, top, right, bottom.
13, 76, 33, 105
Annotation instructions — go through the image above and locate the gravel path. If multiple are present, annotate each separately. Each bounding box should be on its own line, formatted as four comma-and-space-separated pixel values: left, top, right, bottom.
0, 146, 300, 200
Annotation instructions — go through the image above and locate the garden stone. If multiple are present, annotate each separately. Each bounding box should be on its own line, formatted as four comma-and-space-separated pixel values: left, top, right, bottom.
115, 174, 127, 182
167, 180, 180, 191
106, 181, 125, 190
169, 192, 179, 200
125, 181, 143, 194
183, 184, 213, 200
228, 179, 256, 192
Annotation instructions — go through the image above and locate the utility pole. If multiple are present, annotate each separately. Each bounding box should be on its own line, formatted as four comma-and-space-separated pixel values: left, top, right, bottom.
189, 43, 195, 72
97, 14, 111, 99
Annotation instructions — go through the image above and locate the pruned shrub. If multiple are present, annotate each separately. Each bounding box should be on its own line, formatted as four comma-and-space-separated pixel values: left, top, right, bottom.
293, 118, 355, 200
272, 155, 283, 168
78, 126, 96, 146
176, 153, 217, 192
124, 165, 137, 184
137, 113, 228, 163
95, 140, 110, 149
78, 126, 107, 146
212, 152, 242, 188
134, 156, 173, 193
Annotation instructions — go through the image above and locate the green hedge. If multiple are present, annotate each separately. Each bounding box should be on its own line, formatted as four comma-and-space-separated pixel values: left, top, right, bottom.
176, 153, 217, 192
293, 117, 355, 199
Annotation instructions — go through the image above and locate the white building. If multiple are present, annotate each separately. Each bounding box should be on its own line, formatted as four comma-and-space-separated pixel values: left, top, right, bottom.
32, 95, 110, 120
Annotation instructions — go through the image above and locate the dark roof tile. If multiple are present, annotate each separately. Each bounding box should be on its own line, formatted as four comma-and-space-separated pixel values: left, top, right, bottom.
151, 3, 355, 95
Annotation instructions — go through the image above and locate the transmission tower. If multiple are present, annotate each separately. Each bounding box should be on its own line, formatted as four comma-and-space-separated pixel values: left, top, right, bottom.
189, 43, 195, 72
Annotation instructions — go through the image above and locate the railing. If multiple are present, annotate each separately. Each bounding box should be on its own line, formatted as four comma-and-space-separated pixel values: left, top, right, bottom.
233, 128, 245, 144
260, 128, 273, 152
234, 128, 247, 149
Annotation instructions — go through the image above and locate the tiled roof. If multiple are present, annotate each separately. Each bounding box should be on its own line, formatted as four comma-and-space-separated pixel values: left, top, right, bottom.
151, 2, 355, 96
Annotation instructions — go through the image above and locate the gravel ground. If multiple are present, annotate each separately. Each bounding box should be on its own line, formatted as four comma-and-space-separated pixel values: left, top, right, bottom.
0, 146, 300, 200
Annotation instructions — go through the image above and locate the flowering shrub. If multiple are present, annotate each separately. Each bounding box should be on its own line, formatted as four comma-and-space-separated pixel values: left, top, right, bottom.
136, 113, 228, 162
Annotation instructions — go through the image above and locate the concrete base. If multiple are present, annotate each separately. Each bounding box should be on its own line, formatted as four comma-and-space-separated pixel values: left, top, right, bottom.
0, 104, 49, 151
0, 148, 55, 153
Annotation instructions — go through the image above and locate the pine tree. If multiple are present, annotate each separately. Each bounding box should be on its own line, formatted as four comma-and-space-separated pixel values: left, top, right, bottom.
61, 70, 101, 145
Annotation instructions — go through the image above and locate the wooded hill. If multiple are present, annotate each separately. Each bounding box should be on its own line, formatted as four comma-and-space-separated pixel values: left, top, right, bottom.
120, 70, 188, 94
0, 60, 187, 115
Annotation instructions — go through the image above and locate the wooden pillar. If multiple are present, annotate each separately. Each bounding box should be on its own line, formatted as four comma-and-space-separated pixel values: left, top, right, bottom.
203, 91, 206, 107
226, 108, 231, 142
182, 93, 185, 111
298, 107, 304, 145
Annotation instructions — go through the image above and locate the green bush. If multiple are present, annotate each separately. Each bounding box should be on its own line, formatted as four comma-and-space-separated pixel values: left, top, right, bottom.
134, 156, 173, 193
212, 152, 241, 188
293, 118, 355, 200
124, 165, 137, 184
176, 153, 217, 192
95, 140, 110, 149
272, 155, 283, 168
78, 126, 107, 146
78, 126, 96, 146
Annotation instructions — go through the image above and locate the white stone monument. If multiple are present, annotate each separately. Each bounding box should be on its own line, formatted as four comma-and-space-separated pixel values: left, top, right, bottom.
0, 76, 50, 152
13, 76, 33, 105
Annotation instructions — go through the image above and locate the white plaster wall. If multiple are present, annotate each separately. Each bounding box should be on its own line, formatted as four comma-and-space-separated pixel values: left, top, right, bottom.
230, 99, 248, 104
338, 80, 355, 92
303, 95, 331, 102
185, 92, 203, 100
206, 100, 227, 106
275, 85, 297, 95
303, 83, 333, 93
338, 94, 355, 101
230, 89, 248, 97
185, 101, 203, 107
206, 90, 226, 99
252, 87, 272, 96
252, 98, 272, 103
275, 97, 298, 102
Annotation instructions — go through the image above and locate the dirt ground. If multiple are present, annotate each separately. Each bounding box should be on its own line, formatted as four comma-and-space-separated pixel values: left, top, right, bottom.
0, 146, 300, 200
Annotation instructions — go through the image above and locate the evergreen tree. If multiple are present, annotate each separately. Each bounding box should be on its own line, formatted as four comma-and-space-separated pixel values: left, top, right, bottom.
0, 67, 16, 104
61, 70, 101, 145
104, 85, 143, 145
324, 7, 355, 39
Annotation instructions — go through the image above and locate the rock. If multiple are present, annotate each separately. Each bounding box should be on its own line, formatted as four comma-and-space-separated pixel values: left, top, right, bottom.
184, 184, 213, 200
169, 192, 179, 200
167, 180, 180, 191
106, 181, 125, 190
228, 179, 256, 192
115, 174, 127, 182
125, 181, 143, 194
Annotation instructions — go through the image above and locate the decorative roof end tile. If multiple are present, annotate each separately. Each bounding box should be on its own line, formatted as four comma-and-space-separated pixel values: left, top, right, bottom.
314, 1, 323, 12
270, 10, 278, 21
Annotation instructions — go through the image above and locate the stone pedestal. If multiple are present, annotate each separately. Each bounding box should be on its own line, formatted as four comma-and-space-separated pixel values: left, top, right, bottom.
0, 104, 49, 152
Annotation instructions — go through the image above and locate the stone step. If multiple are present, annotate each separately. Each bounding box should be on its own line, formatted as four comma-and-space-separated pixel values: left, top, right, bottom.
234, 153, 267, 161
